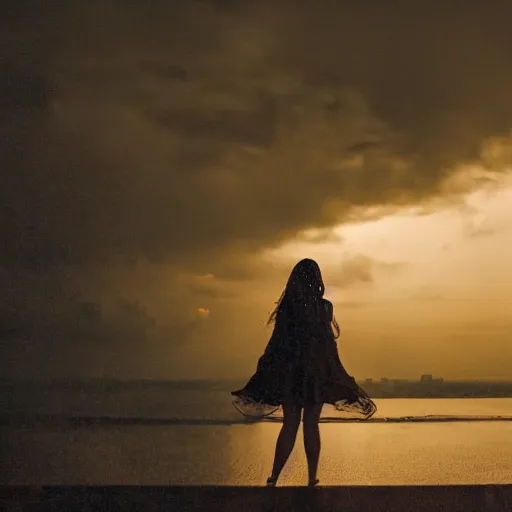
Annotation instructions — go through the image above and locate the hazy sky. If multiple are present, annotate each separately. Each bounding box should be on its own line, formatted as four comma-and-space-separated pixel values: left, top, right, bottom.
1, 0, 511, 380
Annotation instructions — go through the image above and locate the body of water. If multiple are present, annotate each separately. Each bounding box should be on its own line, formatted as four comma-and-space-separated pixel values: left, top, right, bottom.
1, 380, 511, 485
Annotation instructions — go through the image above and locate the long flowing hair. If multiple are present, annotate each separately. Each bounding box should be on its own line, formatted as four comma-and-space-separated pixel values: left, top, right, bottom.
268, 258, 340, 338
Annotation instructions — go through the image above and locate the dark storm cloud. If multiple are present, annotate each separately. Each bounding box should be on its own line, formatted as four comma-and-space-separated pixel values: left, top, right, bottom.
1, 0, 512, 373
138, 61, 189, 82
0, 62, 54, 115
0, 295, 205, 379
2, 0, 511, 273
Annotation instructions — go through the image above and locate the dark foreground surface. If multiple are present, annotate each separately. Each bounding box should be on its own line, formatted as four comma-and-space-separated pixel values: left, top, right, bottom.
1, 485, 512, 512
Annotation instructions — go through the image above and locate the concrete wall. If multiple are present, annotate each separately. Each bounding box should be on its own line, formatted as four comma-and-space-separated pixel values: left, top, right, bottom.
2, 485, 512, 511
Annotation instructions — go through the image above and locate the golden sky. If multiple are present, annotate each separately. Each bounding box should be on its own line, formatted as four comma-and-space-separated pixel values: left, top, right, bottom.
0, 1, 511, 380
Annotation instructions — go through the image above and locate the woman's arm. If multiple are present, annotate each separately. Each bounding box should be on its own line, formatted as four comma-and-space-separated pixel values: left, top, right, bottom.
323, 300, 354, 380
324, 299, 334, 322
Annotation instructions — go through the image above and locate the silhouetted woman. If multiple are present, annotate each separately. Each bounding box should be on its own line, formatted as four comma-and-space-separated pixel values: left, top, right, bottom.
231, 258, 376, 486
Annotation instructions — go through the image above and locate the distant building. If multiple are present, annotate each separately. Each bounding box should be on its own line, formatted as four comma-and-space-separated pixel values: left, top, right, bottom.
421, 374, 433, 382
365, 378, 373, 384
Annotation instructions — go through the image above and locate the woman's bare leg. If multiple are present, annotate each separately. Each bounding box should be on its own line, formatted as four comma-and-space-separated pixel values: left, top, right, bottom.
303, 403, 323, 484
269, 403, 302, 482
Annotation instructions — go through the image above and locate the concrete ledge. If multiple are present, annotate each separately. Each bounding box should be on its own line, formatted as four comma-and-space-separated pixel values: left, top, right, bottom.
1, 485, 512, 512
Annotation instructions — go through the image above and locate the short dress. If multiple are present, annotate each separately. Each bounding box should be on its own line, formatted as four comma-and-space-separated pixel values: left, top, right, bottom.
231, 299, 377, 420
